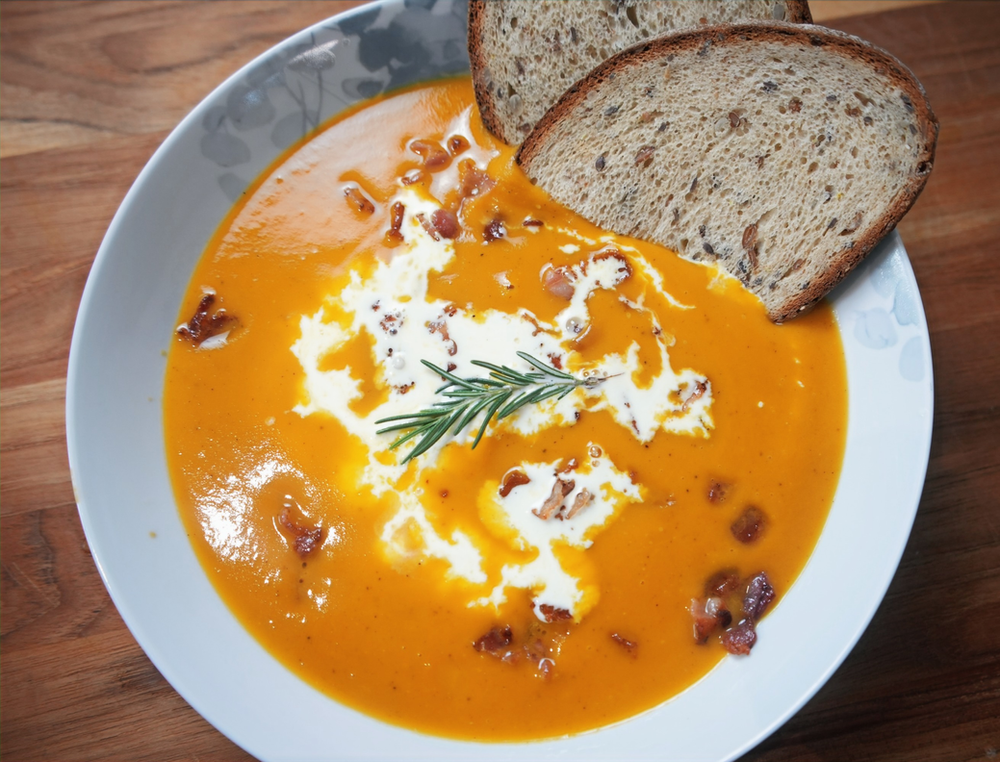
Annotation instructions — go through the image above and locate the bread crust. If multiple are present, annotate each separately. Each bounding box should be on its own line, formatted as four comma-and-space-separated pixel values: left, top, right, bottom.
467, 0, 506, 143
469, 1, 815, 147
517, 22, 938, 322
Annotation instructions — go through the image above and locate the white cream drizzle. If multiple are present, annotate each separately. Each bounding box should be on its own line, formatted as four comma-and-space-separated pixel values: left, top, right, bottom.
476, 447, 642, 620
290, 178, 714, 618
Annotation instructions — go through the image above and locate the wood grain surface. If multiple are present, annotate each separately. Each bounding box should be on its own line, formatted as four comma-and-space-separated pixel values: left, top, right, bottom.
2, 1, 998, 760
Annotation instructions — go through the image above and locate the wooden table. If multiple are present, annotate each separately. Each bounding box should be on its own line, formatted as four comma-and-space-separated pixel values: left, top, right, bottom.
2, 1, 998, 759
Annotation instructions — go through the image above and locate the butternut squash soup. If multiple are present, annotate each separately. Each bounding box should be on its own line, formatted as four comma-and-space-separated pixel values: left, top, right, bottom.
164, 78, 847, 741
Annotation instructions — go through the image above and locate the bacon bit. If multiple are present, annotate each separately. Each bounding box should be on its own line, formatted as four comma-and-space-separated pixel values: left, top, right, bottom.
563, 488, 593, 520
707, 480, 731, 504
409, 138, 450, 170
447, 135, 470, 155
721, 620, 757, 655
415, 212, 439, 241
611, 632, 638, 656
483, 218, 506, 242
538, 604, 573, 623
704, 568, 741, 598
428, 318, 457, 355
473, 625, 513, 656
443, 303, 458, 317
681, 380, 709, 413
379, 311, 402, 336
400, 168, 424, 186
344, 185, 375, 215
278, 507, 324, 558
533, 478, 575, 520
690, 596, 732, 643
457, 159, 495, 200
385, 201, 405, 244
177, 293, 238, 346
541, 265, 575, 300
394, 382, 414, 395
430, 209, 459, 239
523, 218, 544, 228
730, 505, 767, 544
547, 353, 563, 370
499, 469, 531, 498
743, 572, 776, 622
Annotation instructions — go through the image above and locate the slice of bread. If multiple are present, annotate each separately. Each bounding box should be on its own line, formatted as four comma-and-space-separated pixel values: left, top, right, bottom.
516, 23, 938, 322
469, 0, 813, 146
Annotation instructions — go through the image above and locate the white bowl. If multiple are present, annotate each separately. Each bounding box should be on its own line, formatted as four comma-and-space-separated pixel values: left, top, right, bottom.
66, 1, 933, 759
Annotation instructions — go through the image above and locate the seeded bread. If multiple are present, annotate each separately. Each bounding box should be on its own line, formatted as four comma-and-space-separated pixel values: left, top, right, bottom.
516, 23, 938, 322
469, 0, 813, 146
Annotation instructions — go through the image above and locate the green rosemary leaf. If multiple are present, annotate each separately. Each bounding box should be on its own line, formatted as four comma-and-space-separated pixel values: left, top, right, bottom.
375, 353, 607, 462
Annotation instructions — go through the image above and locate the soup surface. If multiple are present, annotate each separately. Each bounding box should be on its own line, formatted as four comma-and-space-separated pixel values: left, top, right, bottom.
164, 78, 847, 741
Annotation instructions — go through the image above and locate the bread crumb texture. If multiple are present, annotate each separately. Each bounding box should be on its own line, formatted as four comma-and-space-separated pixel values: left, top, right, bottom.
470, 1, 811, 145
517, 24, 937, 322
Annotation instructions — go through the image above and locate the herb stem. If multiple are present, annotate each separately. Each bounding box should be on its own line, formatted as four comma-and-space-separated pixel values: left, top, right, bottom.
375, 352, 602, 463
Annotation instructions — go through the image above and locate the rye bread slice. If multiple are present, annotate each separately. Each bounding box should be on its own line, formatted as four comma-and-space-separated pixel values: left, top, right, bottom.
516, 23, 938, 322
469, 0, 813, 146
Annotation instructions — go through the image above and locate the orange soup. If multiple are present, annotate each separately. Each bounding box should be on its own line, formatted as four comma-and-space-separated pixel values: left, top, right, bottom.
164, 78, 846, 741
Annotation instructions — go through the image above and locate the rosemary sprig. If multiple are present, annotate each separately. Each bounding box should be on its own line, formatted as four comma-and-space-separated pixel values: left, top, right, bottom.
375, 352, 605, 464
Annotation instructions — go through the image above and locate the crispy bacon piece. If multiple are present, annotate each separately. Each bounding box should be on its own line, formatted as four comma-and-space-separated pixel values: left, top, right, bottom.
743, 572, 776, 623
730, 505, 767, 544
690, 596, 732, 643
428, 318, 457, 355
693, 570, 776, 654
611, 632, 638, 656
385, 201, 405, 243
541, 266, 575, 300
415, 213, 439, 241
409, 138, 450, 170
707, 480, 731, 504
533, 478, 574, 520
680, 380, 709, 413
473, 625, 513, 657
447, 135, 470, 155
176, 293, 237, 346
538, 604, 573, 623
704, 568, 741, 598
522, 218, 544, 228
379, 311, 403, 336
278, 507, 324, 558
484, 218, 506, 242
457, 159, 495, 200
431, 209, 459, 239
721, 620, 757, 655
563, 488, 593, 520
499, 469, 530, 498
344, 185, 375, 215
